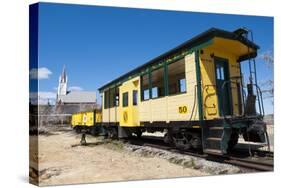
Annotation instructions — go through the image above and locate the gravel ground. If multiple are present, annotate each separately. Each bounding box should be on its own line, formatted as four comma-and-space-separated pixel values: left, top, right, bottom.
123, 144, 241, 175
29, 128, 242, 186
30, 130, 207, 186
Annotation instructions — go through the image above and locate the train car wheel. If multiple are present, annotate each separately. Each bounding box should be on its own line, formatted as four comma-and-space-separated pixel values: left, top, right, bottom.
108, 127, 118, 139
90, 127, 98, 136
75, 126, 81, 134
136, 129, 142, 138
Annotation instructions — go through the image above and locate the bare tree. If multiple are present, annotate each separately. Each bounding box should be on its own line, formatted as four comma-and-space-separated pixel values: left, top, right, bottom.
259, 50, 274, 102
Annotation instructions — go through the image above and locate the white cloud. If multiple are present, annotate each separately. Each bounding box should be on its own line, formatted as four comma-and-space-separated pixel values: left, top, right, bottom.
30, 67, 52, 80
69, 86, 83, 91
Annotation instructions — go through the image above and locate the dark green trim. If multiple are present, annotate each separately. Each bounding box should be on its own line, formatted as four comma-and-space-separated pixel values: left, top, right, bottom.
99, 27, 259, 92
141, 121, 201, 129
164, 61, 169, 96
93, 110, 96, 125
195, 50, 204, 121
214, 56, 233, 117
99, 40, 212, 93
148, 67, 152, 99
237, 52, 257, 62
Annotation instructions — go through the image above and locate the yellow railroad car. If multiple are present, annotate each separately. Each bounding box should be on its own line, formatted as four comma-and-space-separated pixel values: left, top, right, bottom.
98, 28, 268, 154
71, 110, 102, 135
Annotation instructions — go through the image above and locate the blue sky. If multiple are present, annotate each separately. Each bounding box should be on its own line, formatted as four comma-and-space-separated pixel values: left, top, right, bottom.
34, 3, 273, 114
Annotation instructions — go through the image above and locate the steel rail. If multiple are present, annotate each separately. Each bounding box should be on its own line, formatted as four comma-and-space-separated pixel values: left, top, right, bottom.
124, 135, 273, 172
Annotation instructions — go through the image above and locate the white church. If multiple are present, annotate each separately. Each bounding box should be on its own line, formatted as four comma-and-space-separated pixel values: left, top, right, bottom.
56, 66, 97, 106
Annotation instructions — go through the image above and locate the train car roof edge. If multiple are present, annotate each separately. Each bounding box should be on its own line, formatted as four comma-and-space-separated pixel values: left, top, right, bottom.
98, 27, 259, 92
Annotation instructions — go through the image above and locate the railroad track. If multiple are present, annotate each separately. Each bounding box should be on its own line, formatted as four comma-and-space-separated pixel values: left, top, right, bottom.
125, 135, 274, 172
225, 156, 273, 171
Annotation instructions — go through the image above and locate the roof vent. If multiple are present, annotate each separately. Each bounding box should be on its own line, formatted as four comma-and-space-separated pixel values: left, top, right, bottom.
233, 27, 249, 37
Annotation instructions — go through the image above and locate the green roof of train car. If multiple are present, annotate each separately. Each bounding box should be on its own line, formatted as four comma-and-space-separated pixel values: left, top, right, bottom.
98, 27, 259, 92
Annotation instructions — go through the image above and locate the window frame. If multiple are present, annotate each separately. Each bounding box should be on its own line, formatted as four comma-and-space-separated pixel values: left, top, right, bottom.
141, 72, 150, 101
133, 90, 138, 106
122, 92, 129, 107
178, 78, 187, 93
167, 58, 187, 96
140, 57, 187, 101
150, 66, 165, 99
104, 90, 110, 109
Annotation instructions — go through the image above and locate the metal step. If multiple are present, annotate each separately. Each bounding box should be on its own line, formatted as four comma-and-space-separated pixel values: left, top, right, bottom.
206, 137, 222, 150
206, 137, 221, 141
209, 126, 224, 130
204, 149, 223, 155
208, 127, 224, 137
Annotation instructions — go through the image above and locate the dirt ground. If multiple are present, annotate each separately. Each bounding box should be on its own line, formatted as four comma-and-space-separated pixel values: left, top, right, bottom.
31, 130, 208, 186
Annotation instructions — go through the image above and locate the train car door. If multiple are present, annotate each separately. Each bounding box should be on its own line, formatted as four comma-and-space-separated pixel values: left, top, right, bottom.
119, 78, 140, 127
215, 57, 232, 116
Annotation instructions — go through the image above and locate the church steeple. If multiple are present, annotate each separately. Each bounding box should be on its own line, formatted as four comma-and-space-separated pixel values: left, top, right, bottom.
57, 65, 68, 97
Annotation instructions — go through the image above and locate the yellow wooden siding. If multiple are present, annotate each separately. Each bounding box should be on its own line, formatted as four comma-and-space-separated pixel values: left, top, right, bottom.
151, 97, 168, 122
95, 113, 102, 123
167, 93, 198, 121
85, 112, 94, 126
139, 52, 199, 123
71, 111, 102, 127
119, 77, 140, 127
139, 100, 151, 122
109, 107, 117, 122
101, 89, 120, 123
200, 44, 241, 119
102, 108, 109, 122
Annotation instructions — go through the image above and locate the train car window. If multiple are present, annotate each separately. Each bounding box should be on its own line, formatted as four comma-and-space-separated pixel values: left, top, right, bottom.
216, 64, 226, 80
143, 90, 149, 100
104, 90, 110, 109
141, 74, 150, 101
151, 67, 165, 98
216, 66, 221, 79
122, 92, 128, 107
220, 67, 225, 80
109, 87, 115, 108
152, 87, 158, 98
168, 58, 186, 95
179, 78, 186, 93
133, 90, 138, 105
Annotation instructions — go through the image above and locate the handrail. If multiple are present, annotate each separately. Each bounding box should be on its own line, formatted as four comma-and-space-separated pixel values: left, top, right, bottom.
221, 80, 265, 119
220, 80, 238, 120
251, 83, 265, 117
202, 79, 265, 120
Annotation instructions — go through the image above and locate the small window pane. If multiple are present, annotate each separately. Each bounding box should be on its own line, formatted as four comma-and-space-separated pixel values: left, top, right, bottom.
122, 92, 128, 107
143, 89, 149, 100
220, 67, 225, 80
179, 79, 186, 93
133, 90, 138, 105
152, 87, 158, 98
216, 66, 221, 79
